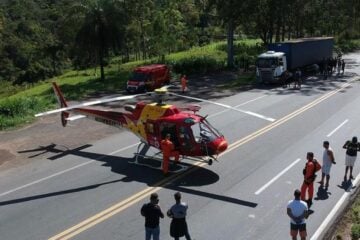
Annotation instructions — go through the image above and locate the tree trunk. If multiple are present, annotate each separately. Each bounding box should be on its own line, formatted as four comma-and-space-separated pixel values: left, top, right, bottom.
99, 26, 105, 81
227, 19, 234, 68
275, 17, 281, 42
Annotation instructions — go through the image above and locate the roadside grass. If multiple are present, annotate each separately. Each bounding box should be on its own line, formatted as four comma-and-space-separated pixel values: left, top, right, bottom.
333, 193, 360, 240
0, 39, 262, 130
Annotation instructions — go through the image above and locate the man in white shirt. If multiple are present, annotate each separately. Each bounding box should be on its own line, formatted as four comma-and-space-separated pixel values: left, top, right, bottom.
319, 141, 336, 188
287, 189, 309, 240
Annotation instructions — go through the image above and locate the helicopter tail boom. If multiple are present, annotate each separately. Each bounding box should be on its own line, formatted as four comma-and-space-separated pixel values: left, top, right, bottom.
52, 82, 70, 127
52, 82, 68, 108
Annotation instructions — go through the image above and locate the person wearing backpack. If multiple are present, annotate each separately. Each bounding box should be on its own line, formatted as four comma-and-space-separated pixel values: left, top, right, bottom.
343, 136, 360, 181
301, 152, 321, 209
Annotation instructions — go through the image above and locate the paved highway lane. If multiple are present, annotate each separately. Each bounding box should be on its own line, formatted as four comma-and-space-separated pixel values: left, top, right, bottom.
0, 55, 359, 240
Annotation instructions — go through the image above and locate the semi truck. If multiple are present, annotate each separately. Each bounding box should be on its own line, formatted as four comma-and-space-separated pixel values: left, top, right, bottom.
256, 37, 334, 83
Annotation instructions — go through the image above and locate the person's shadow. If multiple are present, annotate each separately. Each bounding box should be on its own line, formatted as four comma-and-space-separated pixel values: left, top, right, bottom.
314, 186, 331, 201
337, 179, 356, 192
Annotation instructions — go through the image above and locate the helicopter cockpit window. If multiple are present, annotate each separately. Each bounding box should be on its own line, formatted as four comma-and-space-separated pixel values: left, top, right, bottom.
191, 120, 220, 143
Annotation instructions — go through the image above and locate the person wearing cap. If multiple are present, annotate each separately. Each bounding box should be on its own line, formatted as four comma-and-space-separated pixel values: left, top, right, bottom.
161, 133, 180, 175
141, 193, 164, 240
287, 189, 309, 240
343, 136, 360, 181
167, 192, 192, 240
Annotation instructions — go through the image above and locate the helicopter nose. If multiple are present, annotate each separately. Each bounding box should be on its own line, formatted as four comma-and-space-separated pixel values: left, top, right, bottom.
216, 140, 228, 153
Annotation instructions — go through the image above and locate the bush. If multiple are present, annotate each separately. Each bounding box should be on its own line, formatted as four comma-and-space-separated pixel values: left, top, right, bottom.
168, 56, 225, 75
0, 96, 53, 130
351, 224, 360, 240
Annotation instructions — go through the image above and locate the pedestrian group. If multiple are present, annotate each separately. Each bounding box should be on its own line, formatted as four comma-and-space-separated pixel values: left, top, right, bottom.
141, 192, 192, 240
288, 137, 360, 240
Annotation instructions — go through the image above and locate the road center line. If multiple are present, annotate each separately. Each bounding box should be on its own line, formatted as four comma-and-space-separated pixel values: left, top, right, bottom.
326, 119, 349, 137
48, 81, 352, 240
255, 158, 301, 195
0, 143, 139, 198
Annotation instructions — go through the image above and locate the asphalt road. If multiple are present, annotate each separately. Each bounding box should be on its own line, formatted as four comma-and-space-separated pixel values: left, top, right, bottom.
0, 52, 360, 240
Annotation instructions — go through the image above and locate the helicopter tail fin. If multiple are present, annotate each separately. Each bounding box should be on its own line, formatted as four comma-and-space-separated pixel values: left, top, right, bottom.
52, 82, 68, 108
52, 82, 69, 127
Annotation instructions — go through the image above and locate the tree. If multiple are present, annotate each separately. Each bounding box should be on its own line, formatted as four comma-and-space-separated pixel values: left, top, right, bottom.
210, 0, 249, 68
69, 0, 127, 81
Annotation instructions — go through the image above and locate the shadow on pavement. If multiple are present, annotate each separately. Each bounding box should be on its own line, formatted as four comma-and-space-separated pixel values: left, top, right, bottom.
337, 179, 356, 192
314, 186, 331, 201
13, 144, 258, 208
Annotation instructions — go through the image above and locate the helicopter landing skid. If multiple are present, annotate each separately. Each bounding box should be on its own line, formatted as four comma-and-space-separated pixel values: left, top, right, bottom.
184, 156, 217, 166
130, 153, 188, 173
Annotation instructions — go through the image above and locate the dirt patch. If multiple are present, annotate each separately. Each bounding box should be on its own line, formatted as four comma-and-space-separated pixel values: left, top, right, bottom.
0, 149, 16, 166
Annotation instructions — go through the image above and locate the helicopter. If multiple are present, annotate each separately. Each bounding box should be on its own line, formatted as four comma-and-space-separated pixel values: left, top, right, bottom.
36, 82, 238, 172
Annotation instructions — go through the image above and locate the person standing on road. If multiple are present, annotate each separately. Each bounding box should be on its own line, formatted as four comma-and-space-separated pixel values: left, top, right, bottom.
287, 189, 309, 240
141, 193, 164, 240
180, 75, 187, 94
319, 141, 336, 188
343, 136, 360, 181
161, 134, 180, 176
341, 59, 346, 74
167, 192, 192, 240
301, 152, 321, 209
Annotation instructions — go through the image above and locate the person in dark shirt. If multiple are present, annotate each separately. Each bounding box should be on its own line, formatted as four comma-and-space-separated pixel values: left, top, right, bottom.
343, 136, 360, 181
141, 193, 164, 240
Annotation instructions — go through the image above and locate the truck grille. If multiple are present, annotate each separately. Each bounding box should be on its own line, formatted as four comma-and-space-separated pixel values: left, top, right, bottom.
260, 70, 273, 82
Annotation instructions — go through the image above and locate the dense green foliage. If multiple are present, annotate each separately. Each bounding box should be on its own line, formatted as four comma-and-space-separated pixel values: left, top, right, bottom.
0, 0, 359, 86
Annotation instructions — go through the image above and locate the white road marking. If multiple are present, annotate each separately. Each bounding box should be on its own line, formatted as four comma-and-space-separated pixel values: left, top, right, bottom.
326, 119, 349, 137
255, 158, 302, 195
0, 143, 139, 198
209, 95, 268, 118
310, 173, 360, 240
171, 92, 275, 121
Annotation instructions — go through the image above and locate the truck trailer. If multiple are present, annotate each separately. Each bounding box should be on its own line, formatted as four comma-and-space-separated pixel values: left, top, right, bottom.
256, 37, 334, 83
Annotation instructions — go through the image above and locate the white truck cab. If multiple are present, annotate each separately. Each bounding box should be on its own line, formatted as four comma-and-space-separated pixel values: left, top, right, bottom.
256, 51, 287, 83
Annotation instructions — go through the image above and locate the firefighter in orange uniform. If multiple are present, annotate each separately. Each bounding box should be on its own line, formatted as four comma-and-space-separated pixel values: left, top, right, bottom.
161, 134, 180, 175
181, 75, 187, 93
301, 152, 321, 209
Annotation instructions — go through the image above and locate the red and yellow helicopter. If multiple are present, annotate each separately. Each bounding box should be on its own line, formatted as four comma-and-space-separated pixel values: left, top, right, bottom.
36, 82, 232, 171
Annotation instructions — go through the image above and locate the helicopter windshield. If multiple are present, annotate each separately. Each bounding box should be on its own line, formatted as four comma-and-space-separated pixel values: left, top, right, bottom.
191, 119, 222, 143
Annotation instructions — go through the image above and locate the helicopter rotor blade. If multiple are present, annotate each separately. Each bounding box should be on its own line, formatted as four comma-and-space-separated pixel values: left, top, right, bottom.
168, 92, 275, 122
35, 93, 147, 117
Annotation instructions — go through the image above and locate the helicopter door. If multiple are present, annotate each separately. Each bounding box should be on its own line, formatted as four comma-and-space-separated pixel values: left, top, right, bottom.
178, 126, 194, 153
160, 122, 179, 148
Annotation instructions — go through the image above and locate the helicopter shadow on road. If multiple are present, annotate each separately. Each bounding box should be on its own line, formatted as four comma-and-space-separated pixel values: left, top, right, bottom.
12, 144, 258, 208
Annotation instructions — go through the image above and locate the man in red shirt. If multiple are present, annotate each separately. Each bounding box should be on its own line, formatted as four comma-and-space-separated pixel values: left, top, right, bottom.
161, 134, 180, 175
301, 152, 321, 209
